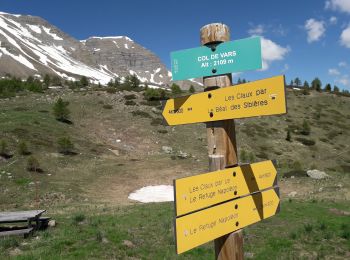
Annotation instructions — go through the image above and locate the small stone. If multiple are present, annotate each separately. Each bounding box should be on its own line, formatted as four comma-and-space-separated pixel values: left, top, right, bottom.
244, 252, 254, 259
177, 151, 189, 159
307, 169, 329, 179
48, 220, 56, 227
288, 191, 297, 197
162, 146, 173, 154
123, 240, 135, 248
9, 248, 22, 256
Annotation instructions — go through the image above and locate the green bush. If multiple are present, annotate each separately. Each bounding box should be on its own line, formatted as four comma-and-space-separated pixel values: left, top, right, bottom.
296, 138, 315, 146
151, 118, 163, 126
0, 139, 8, 156
17, 141, 30, 155
144, 88, 168, 101
131, 110, 152, 118
102, 104, 113, 109
106, 87, 117, 94
124, 94, 136, 100
57, 137, 74, 155
73, 213, 86, 224
301, 119, 311, 135
53, 98, 71, 122
27, 156, 41, 172
171, 83, 182, 95
286, 129, 291, 141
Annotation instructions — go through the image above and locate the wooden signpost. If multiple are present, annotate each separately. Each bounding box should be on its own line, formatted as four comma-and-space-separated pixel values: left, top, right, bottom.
164, 23, 287, 259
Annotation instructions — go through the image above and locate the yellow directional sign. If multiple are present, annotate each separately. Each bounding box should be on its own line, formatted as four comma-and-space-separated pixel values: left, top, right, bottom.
175, 187, 280, 254
174, 160, 277, 217
162, 75, 286, 125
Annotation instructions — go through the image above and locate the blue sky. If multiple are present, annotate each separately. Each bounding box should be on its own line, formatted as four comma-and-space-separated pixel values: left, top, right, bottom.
1, 0, 350, 90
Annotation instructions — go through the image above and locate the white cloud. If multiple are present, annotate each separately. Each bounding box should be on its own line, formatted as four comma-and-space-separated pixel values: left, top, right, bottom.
325, 0, 350, 14
336, 75, 350, 87
304, 19, 326, 43
248, 24, 265, 35
328, 68, 341, 75
340, 25, 350, 48
260, 37, 290, 70
329, 16, 338, 25
338, 61, 347, 67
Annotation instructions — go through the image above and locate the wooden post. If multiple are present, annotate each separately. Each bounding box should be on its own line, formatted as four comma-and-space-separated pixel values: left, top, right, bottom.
200, 23, 244, 260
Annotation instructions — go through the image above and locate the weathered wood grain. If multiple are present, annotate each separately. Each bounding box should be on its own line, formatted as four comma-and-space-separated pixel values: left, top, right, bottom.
200, 23, 243, 260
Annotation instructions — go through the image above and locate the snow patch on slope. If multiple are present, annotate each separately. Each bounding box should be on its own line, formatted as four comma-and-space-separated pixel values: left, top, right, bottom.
42, 26, 63, 40
27, 24, 41, 34
128, 185, 174, 203
89, 36, 133, 42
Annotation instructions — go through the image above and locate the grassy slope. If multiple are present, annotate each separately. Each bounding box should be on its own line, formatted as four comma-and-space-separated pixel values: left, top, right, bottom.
0, 88, 349, 259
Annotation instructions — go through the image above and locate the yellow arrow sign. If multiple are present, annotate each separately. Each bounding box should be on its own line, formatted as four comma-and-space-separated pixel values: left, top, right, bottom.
162, 75, 286, 125
175, 187, 280, 254
174, 160, 277, 217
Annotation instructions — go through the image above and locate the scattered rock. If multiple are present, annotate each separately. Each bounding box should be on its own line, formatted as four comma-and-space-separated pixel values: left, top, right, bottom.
109, 149, 120, 156
177, 151, 189, 159
102, 237, 109, 244
123, 240, 135, 248
48, 220, 56, 227
307, 169, 329, 179
329, 208, 350, 216
162, 146, 173, 154
288, 191, 297, 197
9, 248, 22, 256
244, 252, 254, 259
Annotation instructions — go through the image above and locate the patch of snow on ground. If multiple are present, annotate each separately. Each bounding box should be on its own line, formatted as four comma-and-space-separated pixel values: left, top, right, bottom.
42, 26, 63, 40
93, 48, 100, 52
113, 41, 119, 48
189, 78, 203, 86
129, 70, 148, 82
128, 185, 174, 203
124, 43, 129, 49
27, 24, 41, 34
0, 12, 21, 17
89, 36, 133, 42
0, 46, 37, 70
168, 71, 172, 77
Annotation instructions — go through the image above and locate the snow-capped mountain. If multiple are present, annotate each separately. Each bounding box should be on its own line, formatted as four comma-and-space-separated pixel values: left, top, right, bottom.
0, 11, 174, 87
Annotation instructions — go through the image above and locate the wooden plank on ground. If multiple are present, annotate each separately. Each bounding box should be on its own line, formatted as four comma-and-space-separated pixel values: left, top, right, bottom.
0, 227, 33, 237
0, 210, 46, 223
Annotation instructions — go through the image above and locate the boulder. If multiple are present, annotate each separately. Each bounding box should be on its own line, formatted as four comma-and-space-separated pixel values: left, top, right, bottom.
306, 169, 329, 179
162, 146, 173, 154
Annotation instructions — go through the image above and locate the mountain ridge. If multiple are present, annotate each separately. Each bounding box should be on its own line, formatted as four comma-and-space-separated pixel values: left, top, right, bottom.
0, 11, 201, 88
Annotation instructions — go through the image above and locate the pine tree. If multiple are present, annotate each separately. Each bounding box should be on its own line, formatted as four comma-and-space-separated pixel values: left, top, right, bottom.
57, 137, 74, 155
237, 78, 242, 84
53, 97, 70, 122
286, 129, 292, 142
294, 77, 301, 86
43, 74, 51, 88
80, 76, 89, 87
189, 85, 195, 93
333, 85, 339, 93
290, 80, 294, 86
303, 80, 309, 88
301, 119, 311, 135
311, 77, 322, 91
325, 83, 332, 92
171, 83, 182, 95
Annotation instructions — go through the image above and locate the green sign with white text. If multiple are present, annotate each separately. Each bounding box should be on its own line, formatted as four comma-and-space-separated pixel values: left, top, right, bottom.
171, 37, 262, 81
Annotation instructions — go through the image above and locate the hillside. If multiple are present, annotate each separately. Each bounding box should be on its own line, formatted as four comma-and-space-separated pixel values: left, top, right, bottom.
0, 12, 172, 86
0, 87, 349, 258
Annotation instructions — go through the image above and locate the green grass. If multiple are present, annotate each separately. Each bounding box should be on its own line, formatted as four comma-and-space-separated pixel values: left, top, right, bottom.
0, 200, 349, 259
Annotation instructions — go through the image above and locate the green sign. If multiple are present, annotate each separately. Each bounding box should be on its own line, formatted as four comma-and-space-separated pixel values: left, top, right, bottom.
171, 37, 262, 81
